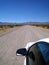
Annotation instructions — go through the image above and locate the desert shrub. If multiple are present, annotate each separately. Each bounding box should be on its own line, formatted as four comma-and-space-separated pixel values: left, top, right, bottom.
0, 25, 3, 28
34, 24, 49, 29
47, 25, 49, 29
41, 25, 45, 28
36, 25, 40, 27
9, 25, 14, 28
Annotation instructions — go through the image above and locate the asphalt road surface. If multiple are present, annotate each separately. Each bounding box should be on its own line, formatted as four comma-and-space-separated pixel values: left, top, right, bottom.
0, 25, 49, 65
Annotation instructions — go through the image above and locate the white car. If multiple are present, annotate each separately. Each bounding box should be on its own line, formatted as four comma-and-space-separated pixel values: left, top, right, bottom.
16, 38, 49, 65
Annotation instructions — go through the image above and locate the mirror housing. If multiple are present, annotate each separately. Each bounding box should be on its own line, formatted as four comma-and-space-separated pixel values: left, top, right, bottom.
16, 48, 27, 56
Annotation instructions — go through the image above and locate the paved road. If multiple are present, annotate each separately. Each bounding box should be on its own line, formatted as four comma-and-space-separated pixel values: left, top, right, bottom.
0, 25, 49, 65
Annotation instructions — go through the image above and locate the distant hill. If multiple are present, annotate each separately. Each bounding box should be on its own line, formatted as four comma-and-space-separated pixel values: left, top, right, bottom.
0, 22, 8, 25
0, 22, 49, 25
21, 22, 49, 25
0, 22, 17, 25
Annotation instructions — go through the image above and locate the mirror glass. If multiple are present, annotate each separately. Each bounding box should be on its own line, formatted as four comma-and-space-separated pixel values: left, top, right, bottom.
16, 48, 27, 56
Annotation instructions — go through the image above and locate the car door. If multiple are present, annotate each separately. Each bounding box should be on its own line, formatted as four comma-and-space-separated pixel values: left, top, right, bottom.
27, 42, 49, 65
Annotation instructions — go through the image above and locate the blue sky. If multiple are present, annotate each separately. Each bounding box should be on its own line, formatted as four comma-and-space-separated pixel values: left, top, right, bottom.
0, 0, 49, 23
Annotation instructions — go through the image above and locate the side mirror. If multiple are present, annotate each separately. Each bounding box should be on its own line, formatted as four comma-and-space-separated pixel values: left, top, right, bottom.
16, 48, 27, 56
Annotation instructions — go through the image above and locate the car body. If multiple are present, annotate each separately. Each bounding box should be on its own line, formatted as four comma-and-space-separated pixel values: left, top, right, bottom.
16, 38, 49, 65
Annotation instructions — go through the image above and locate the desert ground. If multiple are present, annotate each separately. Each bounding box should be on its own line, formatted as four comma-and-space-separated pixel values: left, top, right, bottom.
0, 25, 49, 65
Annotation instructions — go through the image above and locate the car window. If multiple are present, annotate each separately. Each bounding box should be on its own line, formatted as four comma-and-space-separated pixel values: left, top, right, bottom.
28, 42, 45, 65
38, 42, 49, 65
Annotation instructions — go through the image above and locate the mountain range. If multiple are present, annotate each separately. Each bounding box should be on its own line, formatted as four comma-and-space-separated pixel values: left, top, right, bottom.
0, 22, 49, 25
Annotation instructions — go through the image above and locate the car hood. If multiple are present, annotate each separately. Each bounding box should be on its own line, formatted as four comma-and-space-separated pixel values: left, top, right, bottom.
25, 38, 49, 50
